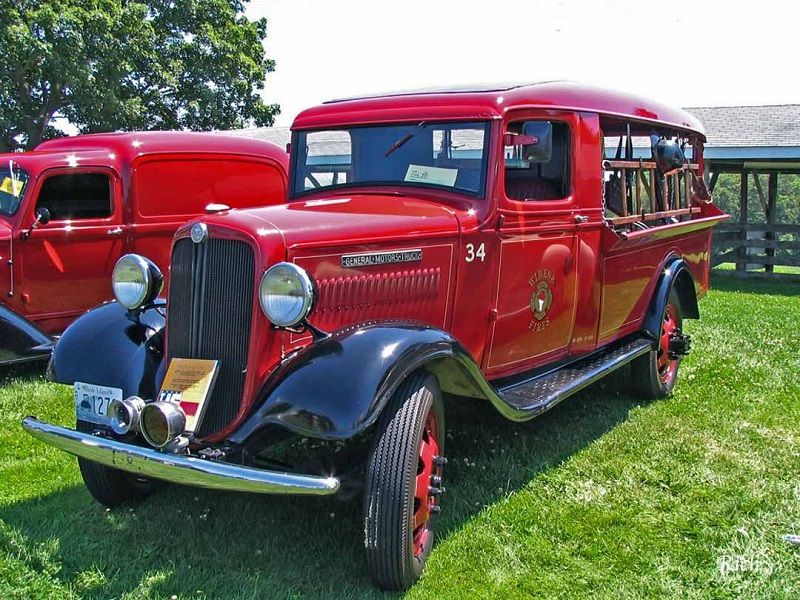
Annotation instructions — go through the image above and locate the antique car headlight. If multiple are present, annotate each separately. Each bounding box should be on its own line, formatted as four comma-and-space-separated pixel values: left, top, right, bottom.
259, 262, 315, 327
111, 254, 164, 310
108, 396, 146, 435
140, 401, 186, 449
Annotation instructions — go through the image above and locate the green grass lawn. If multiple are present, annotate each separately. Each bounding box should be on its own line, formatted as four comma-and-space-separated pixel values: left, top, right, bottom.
2, 275, 800, 599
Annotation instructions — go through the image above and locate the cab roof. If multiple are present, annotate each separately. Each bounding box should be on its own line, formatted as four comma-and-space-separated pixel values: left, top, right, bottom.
35, 131, 289, 164
293, 81, 705, 138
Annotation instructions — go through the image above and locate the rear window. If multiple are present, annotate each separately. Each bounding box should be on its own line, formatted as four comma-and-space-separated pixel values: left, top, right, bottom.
36, 173, 112, 220
135, 158, 285, 218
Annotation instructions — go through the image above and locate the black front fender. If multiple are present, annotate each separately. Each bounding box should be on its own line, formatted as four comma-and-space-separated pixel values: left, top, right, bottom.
49, 301, 166, 401
642, 256, 700, 339
0, 304, 53, 366
230, 322, 489, 445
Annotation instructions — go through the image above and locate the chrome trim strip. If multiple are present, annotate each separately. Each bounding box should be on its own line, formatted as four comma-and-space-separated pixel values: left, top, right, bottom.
22, 417, 340, 496
340, 249, 423, 268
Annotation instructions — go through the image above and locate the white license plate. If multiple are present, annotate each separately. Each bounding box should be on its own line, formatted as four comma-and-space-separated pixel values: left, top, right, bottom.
75, 382, 123, 426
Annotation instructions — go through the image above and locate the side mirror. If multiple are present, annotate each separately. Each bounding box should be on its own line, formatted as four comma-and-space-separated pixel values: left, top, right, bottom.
520, 122, 553, 162
34, 206, 51, 227
505, 122, 553, 163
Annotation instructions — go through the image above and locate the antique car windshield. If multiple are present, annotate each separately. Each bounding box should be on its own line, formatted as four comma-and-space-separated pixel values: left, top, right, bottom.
291, 121, 491, 197
0, 161, 29, 216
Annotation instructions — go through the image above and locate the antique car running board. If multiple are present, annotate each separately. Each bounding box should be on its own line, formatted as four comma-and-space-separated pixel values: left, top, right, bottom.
21, 417, 340, 496
494, 337, 654, 416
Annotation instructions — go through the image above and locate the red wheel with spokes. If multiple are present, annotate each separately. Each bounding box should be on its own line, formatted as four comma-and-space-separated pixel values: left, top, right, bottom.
363, 372, 445, 591
657, 303, 680, 385
633, 289, 684, 398
412, 411, 443, 559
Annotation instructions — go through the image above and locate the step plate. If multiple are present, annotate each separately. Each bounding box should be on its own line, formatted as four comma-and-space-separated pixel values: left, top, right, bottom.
497, 337, 653, 416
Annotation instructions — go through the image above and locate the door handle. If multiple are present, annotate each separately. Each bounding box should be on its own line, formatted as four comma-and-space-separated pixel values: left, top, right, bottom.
107, 227, 123, 236
573, 215, 589, 224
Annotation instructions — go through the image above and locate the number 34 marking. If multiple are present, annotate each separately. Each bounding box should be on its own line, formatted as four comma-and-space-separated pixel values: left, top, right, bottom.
465, 242, 486, 263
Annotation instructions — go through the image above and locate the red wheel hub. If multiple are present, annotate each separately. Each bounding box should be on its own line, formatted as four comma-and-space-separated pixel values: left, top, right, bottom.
658, 303, 679, 384
412, 411, 442, 558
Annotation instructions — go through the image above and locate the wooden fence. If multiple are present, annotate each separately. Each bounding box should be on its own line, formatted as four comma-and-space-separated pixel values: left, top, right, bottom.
712, 222, 800, 276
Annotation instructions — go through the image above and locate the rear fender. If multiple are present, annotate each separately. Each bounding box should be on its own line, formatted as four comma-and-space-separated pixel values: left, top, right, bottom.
229, 322, 492, 445
0, 304, 54, 366
49, 301, 166, 401
642, 256, 699, 339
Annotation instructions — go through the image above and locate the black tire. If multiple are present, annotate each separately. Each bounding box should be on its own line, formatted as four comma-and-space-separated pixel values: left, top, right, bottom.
77, 421, 160, 507
632, 288, 684, 399
78, 457, 156, 507
363, 371, 445, 591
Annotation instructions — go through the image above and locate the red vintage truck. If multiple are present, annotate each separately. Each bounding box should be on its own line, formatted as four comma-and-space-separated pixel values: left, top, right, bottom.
23, 82, 727, 590
0, 132, 288, 365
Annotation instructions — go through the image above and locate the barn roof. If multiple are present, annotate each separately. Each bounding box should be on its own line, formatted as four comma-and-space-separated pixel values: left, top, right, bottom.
686, 105, 800, 148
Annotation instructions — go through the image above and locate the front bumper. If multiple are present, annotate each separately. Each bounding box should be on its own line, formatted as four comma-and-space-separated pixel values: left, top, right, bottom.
22, 417, 340, 496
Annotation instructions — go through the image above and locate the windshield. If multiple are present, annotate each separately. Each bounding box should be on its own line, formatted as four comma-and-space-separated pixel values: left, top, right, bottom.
291, 121, 491, 197
0, 161, 29, 216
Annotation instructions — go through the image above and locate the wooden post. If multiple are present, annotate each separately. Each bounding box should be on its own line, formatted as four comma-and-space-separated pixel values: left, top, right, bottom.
635, 168, 642, 215
684, 169, 691, 208
766, 172, 778, 274
709, 171, 720, 193
620, 169, 628, 217
737, 171, 748, 272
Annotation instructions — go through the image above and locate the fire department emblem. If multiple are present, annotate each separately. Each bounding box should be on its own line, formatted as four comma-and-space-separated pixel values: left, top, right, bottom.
528, 269, 555, 332
530, 280, 553, 321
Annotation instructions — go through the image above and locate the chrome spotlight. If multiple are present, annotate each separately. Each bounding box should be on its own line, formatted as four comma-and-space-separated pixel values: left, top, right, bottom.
140, 402, 186, 449
108, 396, 146, 435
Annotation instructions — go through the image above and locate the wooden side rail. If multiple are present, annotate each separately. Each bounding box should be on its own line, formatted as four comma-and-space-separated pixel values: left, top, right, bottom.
602, 160, 700, 226
606, 207, 701, 227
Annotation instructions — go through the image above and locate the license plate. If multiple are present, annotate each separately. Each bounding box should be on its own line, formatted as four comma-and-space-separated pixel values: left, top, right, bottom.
75, 382, 123, 426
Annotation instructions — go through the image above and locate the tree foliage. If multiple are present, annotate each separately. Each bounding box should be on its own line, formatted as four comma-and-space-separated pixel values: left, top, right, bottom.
712, 173, 800, 225
0, 0, 279, 151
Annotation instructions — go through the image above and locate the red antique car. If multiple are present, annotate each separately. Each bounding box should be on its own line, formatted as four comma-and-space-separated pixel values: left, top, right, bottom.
23, 82, 727, 589
0, 132, 288, 365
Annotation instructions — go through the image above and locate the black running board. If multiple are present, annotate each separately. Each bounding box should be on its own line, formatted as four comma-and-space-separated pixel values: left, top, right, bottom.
490, 336, 654, 420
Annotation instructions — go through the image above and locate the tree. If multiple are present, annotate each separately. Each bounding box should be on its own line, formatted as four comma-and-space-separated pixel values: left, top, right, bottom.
0, 0, 279, 152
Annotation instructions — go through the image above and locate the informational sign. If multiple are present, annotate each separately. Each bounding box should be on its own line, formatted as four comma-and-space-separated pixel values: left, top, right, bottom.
158, 358, 220, 433
404, 164, 458, 187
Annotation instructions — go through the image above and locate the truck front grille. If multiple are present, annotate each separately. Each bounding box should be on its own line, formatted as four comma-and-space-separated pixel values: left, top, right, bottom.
167, 237, 255, 437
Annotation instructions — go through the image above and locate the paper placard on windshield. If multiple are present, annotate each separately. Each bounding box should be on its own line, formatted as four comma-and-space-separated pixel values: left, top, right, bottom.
0, 177, 23, 197
404, 165, 458, 187
158, 358, 219, 433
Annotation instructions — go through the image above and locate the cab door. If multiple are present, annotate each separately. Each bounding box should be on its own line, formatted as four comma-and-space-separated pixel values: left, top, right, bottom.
19, 167, 124, 331
484, 114, 582, 376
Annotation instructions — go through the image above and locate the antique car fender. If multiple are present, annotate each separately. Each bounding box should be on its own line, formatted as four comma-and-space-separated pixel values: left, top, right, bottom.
48, 300, 166, 401
0, 303, 54, 366
230, 322, 492, 445
642, 256, 700, 339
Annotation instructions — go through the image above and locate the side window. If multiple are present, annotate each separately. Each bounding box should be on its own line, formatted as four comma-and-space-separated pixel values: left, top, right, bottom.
504, 121, 569, 201
36, 173, 112, 220
302, 130, 351, 191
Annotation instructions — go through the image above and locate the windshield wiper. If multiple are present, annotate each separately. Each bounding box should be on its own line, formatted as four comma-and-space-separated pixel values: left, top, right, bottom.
384, 133, 414, 158
383, 121, 427, 157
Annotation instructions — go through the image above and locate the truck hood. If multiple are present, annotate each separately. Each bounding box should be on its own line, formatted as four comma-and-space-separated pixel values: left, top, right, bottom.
200, 194, 461, 249
0, 220, 11, 242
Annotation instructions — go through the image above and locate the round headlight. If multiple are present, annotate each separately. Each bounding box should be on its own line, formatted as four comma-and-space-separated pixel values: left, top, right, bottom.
108, 396, 146, 435
259, 262, 315, 327
112, 254, 163, 310
140, 401, 186, 449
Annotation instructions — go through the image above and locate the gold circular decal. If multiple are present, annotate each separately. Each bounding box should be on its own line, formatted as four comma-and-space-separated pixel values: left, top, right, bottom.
530, 280, 553, 321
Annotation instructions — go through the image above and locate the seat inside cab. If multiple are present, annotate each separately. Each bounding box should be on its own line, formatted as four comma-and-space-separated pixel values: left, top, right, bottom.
504, 121, 569, 201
